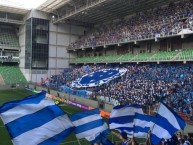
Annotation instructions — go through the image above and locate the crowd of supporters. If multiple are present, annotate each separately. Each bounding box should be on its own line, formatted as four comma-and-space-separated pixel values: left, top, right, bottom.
110, 131, 193, 145
42, 63, 193, 120
69, 0, 193, 49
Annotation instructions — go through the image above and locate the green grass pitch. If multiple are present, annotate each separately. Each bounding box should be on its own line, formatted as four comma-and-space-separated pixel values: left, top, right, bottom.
0, 89, 120, 145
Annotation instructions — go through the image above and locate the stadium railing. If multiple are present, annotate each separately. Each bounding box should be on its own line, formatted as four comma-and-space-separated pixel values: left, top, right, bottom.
70, 48, 193, 64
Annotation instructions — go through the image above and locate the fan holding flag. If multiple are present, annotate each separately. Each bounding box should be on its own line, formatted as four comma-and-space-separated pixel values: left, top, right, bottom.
109, 102, 187, 145
133, 102, 186, 145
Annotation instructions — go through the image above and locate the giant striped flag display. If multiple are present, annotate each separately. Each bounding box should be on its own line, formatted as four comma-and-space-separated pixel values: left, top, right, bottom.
0, 91, 74, 145
69, 109, 111, 144
151, 102, 186, 144
109, 104, 143, 136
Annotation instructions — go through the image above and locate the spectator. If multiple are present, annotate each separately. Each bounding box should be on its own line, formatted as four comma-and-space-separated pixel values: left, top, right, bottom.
183, 135, 191, 145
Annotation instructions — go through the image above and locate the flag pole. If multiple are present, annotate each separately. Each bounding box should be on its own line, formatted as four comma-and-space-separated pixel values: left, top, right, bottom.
148, 101, 162, 145
132, 118, 135, 143
147, 102, 162, 145
150, 100, 162, 132
77, 139, 82, 145
146, 130, 151, 145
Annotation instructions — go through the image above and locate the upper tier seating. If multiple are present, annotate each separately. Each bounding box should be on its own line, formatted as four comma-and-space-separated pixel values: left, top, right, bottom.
0, 26, 20, 49
69, 1, 193, 49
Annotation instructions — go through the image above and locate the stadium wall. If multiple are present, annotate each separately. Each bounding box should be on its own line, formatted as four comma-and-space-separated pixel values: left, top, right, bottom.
48, 23, 85, 76
32, 85, 114, 112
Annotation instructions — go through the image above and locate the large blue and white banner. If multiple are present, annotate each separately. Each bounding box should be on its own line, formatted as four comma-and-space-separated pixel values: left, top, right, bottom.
151, 103, 186, 144
69, 109, 111, 144
0, 91, 74, 145
134, 113, 155, 138
109, 104, 143, 137
72, 69, 127, 88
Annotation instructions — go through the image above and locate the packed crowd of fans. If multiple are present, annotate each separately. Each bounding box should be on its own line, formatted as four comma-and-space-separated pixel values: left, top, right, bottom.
69, 0, 193, 49
43, 63, 193, 119
112, 131, 193, 145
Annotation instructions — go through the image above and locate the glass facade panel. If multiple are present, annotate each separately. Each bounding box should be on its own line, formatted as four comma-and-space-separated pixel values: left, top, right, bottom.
25, 18, 49, 69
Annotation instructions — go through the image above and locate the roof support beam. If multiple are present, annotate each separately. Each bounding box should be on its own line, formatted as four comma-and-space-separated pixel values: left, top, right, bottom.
0, 18, 24, 25
53, 0, 109, 24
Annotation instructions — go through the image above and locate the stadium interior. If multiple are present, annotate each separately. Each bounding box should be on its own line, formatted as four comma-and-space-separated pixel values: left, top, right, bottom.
0, 0, 193, 145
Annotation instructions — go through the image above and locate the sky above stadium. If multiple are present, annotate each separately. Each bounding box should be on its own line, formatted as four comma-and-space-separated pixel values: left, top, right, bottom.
0, 0, 47, 9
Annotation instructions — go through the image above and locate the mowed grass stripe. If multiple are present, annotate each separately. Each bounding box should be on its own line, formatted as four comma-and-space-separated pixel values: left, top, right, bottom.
0, 89, 34, 105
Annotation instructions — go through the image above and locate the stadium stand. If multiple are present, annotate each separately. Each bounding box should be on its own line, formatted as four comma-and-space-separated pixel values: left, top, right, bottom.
68, 1, 193, 49
0, 65, 27, 85
118, 53, 136, 62
43, 63, 193, 124
35, 1, 193, 128
0, 25, 20, 49
176, 49, 193, 60
1, 0, 193, 145
151, 51, 179, 61
0, 25, 20, 63
70, 48, 193, 63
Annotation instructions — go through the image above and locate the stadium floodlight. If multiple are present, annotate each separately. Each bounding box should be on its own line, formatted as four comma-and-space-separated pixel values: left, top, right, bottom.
52, 15, 55, 20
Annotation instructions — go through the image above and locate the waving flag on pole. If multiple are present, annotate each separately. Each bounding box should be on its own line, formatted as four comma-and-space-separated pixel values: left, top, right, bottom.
134, 113, 155, 138
69, 109, 112, 144
151, 102, 186, 144
109, 104, 143, 137
0, 91, 74, 145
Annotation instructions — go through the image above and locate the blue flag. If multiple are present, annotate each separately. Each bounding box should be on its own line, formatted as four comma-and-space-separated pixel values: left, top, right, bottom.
69, 109, 112, 144
151, 102, 186, 144
0, 91, 74, 145
134, 113, 156, 138
109, 104, 143, 137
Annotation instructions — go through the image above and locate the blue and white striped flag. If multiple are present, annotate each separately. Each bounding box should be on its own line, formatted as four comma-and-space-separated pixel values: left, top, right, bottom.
134, 113, 155, 138
151, 102, 186, 144
0, 91, 74, 145
69, 109, 111, 144
109, 104, 143, 137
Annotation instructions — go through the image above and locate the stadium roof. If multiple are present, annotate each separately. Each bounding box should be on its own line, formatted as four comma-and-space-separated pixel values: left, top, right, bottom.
0, 0, 48, 14
38, 0, 176, 25
0, 5, 28, 15
38, 0, 70, 13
